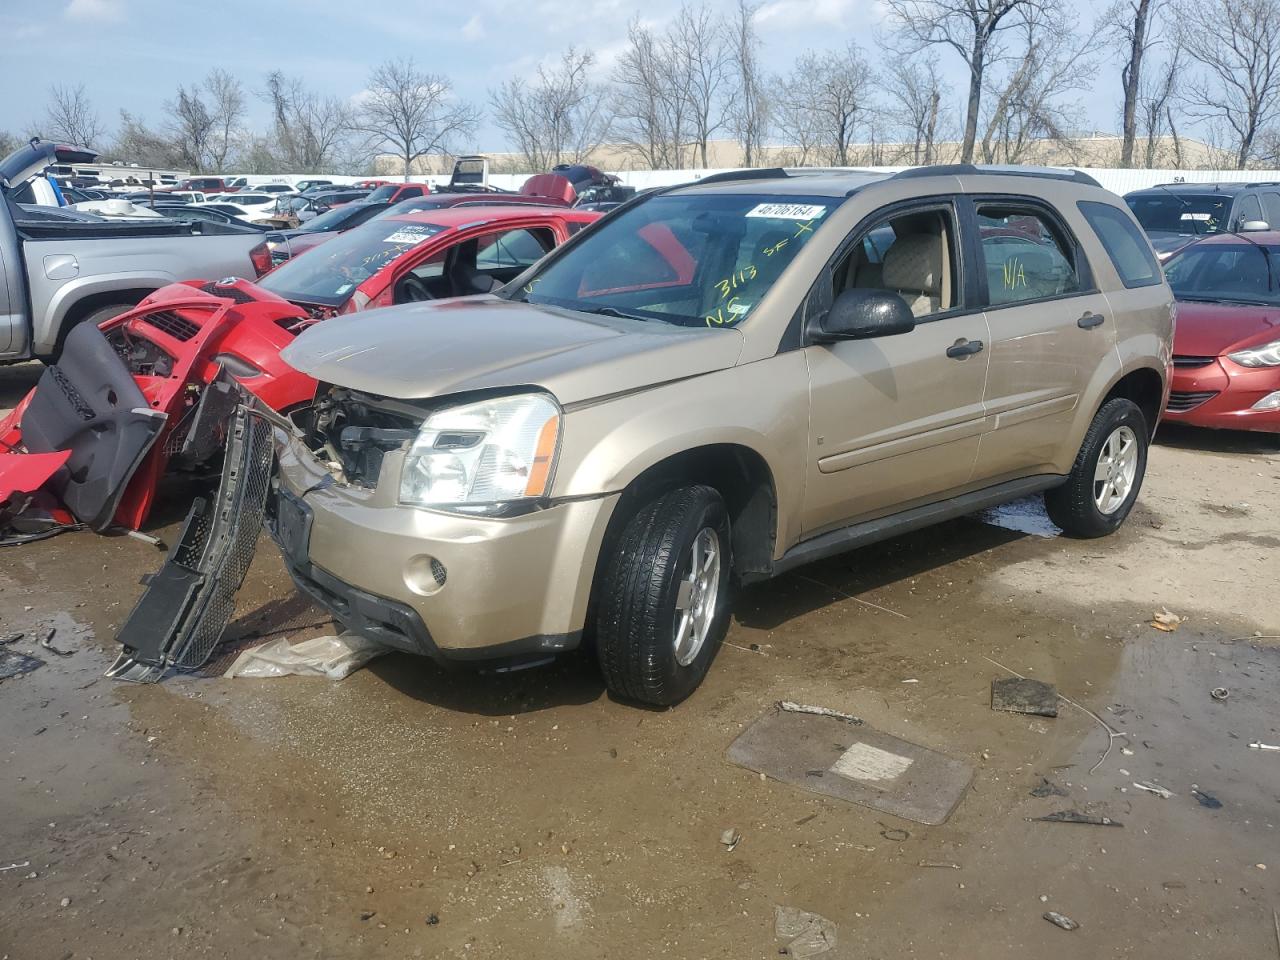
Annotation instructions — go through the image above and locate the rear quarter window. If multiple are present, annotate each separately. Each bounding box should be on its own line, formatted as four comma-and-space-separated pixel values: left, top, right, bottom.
1077, 201, 1162, 289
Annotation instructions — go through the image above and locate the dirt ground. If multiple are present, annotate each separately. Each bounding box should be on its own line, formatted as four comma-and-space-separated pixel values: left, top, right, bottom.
1, 358, 1278, 959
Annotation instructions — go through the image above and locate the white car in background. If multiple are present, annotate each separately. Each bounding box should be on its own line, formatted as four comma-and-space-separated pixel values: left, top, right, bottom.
197, 193, 278, 223
246, 183, 297, 196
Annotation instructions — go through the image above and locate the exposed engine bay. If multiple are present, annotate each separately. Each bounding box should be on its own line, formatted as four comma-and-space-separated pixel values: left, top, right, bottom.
306, 387, 425, 488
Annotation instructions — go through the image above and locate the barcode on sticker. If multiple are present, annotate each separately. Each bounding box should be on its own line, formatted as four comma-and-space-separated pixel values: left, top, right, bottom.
746, 203, 827, 220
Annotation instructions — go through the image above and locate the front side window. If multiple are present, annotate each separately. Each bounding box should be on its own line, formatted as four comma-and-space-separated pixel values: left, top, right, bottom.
1078, 200, 1162, 289
1164, 242, 1280, 305
476, 228, 553, 270
977, 204, 1081, 306
507, 192, 839, 328
1235, 193, 1265, 226
831, 208, 958, 319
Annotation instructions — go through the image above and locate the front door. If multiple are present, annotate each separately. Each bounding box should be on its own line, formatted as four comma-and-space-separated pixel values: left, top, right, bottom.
802, 199, 992, 537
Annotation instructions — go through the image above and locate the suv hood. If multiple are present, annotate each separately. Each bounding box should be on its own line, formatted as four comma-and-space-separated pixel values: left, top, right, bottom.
280, 297, 745, 405
1174, 300, 1280, 355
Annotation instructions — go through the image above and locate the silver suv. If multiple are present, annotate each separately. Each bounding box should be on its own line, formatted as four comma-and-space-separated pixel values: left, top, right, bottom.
271, 166, 1174, 705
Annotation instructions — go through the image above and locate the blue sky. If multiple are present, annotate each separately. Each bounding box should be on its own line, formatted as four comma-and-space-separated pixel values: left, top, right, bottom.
0, 0, 1123, 151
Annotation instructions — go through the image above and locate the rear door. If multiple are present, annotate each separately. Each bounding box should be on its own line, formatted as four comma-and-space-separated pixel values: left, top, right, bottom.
802, 197, 992, 535
967, 195, 1115, 480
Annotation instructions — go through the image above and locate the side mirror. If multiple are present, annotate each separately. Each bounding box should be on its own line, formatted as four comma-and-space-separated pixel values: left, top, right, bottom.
812, 288, 917, 342
1240, 219, 1271, 232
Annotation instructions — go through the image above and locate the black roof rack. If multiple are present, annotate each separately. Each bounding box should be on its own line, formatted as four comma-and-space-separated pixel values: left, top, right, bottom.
694, 168, 792, 185
1245, 181, 1280, 188
892, 164, 1101, 188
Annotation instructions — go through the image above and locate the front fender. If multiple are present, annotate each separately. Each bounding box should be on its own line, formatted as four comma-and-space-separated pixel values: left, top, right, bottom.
37, 271, 177, 354
553, 353, 810, 557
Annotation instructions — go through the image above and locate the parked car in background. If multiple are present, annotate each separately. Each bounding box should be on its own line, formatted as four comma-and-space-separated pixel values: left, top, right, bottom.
195, 194, 277, 223
355, 179, 392, 189
263, 199, 396, 264
266, 166, 1172, 704
266, 188, 371, 226
172, 176, 236, 194
0, 139, 272, 361
362, 182, 432, 204
295, 179, 335, 193
146, 203, 272, 231
1160, 233, 1280, 436
1124, 182, 1280, 260
245, 183, 297, 196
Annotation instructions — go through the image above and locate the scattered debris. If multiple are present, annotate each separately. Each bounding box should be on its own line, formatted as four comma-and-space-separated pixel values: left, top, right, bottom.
879, 827, 910, 842
359, 911, 376, 922
223, 633, 391, 680
1211, 687, 1230, 702
1133, 781, 1174, 799
794, 813, 819, 826
1029, 778, 1069, 798
918, 860, 960, 869
991, 677, 1059, 718
1191, 788, 1223, 809
1044, 911, 1080, 931
0, 650, 44, 680
1249, 741, 1280, 752
774, 905, 837, 958
719, 828, 741, 852
1031, 810, 1122, 827
901, 678, 918, 683
0, 861, 30, 872
1150, 608, 1185, 632
426, 914, 439, 926
0, 632, 22, 644
59, 897, 71, 908
777, 701, 863, 725
39, 628, 74, 658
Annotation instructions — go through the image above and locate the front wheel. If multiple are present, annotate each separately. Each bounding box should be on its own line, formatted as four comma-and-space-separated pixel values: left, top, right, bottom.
596, 485, 732, 706
1045, 397, 1149, 538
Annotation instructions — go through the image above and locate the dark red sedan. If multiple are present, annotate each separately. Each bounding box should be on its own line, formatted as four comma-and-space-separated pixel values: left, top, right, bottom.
1163, 232, 1280, 434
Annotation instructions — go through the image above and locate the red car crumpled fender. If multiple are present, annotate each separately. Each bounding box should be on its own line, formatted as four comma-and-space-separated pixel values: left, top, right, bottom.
0, 283, 315, 537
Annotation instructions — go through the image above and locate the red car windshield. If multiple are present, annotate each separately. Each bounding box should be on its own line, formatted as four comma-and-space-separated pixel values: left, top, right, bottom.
1165, 242, 1280, 305
259, 219, 446, 305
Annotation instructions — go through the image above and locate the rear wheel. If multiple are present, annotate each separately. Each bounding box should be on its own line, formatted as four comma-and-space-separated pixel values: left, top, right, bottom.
1045, 398, 1148, 538
46, 303, 135, 363
596, 485, 732, 706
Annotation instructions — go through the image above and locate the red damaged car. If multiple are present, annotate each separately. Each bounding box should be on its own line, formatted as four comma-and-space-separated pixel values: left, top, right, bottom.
1163, 233, 1280, 435
0, 206, 600, 541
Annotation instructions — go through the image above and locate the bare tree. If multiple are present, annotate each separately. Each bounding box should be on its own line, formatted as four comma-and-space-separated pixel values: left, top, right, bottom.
355, 59, 479, 179
670, 5, 732, 167
1175, 0, 1280, 169
884, 62, 947, 164
43, 83, 105, 147
612, 19, 692, 169
1138, 51, 1181, 166
886, 0, 1036, 163
728, 0, 769, 166
773, 44, 875, 166
110, 110, 182, 169
490, 47, 611, 171
263, 72, 355, 172
1102, 0, 1169, 166
0, 131, 21, 157
164, 69, 245, 172
979, 5, 1100, 163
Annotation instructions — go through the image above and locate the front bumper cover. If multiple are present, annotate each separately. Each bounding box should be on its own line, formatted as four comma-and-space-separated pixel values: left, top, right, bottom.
1168, 358, 1280, 432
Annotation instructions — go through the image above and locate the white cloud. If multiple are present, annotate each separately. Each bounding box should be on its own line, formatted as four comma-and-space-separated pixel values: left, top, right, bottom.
64, 0, 123, 22
755, 0, 868, 27
461, 14, 485, 41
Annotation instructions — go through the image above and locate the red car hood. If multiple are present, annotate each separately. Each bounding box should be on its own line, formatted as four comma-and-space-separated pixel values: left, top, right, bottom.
1174, 300, 1280, 355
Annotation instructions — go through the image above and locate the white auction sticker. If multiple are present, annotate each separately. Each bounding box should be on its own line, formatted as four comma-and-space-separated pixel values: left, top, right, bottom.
746, 203, 827, 220
383, 225, 439, 244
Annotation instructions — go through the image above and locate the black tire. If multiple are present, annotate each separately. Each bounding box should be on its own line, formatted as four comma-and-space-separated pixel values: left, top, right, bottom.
596, 485, 732, 706
46, 303, 134, 363
1045, 397, 1149, 538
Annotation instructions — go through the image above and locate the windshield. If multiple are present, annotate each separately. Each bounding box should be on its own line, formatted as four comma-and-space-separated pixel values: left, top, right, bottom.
507, 192, 837, 327
1127, 193, 1230, 236
259, 218, 446, 305
1165, 241, 1280, 305
299, 204, 371, 233
366, 185, 405, 201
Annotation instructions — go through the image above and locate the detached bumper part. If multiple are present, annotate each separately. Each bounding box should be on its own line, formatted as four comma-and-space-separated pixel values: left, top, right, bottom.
108, 404, 275, 682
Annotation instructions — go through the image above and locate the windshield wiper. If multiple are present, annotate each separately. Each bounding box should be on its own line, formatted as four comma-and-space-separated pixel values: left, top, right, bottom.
581, 305, 651, 322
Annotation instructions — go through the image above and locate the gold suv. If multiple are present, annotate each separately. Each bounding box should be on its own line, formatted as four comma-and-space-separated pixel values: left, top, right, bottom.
272, 166, 1174, 705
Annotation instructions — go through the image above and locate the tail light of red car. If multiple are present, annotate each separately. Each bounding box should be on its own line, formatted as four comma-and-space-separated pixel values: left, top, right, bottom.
249, 242, 273, 278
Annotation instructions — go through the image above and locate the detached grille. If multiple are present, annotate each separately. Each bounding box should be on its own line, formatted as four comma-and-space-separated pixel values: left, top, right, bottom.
1167, 390, 1219, 413
141, 310, 201, 342
1172, 355, 1217, 368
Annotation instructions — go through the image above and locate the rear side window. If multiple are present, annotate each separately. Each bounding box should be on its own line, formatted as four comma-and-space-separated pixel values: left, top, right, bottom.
1078, 201, 1162, 289
976, 204, 1081, 305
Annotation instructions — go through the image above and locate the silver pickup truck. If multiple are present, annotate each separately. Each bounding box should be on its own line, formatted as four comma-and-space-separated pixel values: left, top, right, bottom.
0, 140, 270, 361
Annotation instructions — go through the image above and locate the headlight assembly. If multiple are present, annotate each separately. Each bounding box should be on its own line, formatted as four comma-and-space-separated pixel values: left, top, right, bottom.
1228, 339, 1280, 367
399, 393, 561, 512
